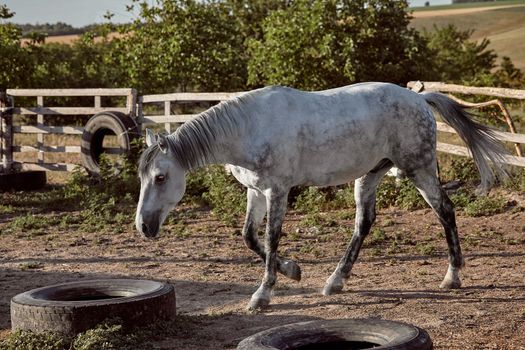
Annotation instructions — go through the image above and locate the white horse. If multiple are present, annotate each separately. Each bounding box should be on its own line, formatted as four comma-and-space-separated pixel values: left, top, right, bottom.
135, 82, 507, 309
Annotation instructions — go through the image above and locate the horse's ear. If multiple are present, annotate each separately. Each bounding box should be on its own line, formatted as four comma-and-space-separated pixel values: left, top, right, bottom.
145, 128, 156, 147
157, 133, 168, 154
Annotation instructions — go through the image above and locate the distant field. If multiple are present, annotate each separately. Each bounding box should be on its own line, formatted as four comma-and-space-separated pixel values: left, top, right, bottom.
411, 1, 525, 70
410, 0, 525, 11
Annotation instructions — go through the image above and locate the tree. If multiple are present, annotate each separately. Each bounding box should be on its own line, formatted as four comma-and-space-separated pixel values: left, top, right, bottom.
247, 0, 432, 90
113, 0, 247, 93
0, 4, 32, 89
424, 24, 497, 84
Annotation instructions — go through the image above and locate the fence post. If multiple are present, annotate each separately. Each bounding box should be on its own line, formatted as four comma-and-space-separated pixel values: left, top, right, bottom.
37, 96, 44, 164
164, 101, 171, 134
0, 93, 13, 173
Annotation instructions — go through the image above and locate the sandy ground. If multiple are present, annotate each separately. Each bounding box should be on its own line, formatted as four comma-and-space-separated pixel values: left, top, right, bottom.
0, 202, 524, 349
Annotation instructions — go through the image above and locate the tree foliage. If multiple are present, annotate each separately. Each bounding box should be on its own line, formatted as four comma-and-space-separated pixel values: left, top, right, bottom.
247, 0, 433, 89
0, 1, 523, 93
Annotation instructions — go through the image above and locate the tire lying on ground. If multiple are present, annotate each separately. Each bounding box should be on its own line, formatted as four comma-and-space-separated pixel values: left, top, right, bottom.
80, 111, 140, 175
237, 318, 432, 350
10, 279, 176, 336
0, 171, 46, 192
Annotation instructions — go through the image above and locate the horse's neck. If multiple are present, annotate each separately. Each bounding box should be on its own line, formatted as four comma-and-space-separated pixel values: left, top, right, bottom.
172, 109, 246, 170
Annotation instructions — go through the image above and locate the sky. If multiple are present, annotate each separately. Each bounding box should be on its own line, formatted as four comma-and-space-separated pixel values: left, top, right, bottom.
3, 0, 453, 27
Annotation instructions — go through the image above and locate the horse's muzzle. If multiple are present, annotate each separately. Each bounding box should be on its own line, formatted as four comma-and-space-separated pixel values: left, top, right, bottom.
136, 212, 161, 239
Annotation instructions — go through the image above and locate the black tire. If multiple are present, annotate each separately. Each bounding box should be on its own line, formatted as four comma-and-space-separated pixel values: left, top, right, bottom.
0, 171, 46, 192
10, 279, 176, 336
80, 111, 140, 175
237, 318, 432, 350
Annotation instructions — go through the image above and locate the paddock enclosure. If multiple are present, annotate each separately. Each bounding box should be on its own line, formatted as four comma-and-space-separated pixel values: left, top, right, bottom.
1, 81, 525, 176
0, 83, 524, 349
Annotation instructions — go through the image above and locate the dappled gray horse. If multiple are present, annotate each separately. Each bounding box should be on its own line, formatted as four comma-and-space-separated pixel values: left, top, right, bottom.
135, 83, 507, 309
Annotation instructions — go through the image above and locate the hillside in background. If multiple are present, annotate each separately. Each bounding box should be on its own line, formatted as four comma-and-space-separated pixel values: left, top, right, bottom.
411, 1, 525, 70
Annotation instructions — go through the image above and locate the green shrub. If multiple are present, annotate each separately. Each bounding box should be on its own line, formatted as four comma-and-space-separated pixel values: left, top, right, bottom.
376, 177, 427, 210
294, 187, 327, 214
200, 165, 246, 226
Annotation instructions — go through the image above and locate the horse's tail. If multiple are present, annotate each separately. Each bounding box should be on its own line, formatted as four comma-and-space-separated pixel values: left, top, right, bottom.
422, 92, 508, 191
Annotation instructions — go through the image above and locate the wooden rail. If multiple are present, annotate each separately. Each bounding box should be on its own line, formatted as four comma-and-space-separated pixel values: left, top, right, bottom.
1, 88, 137, 172
408, 81, 525, 168
138, 92, 243, 133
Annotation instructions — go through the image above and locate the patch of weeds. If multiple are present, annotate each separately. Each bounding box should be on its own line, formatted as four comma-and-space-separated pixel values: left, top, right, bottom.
387, 237, 402, 255
417, 242, 437, 255
169, 221, 191, 238
9, 213, 52, 232
449, 189, 475, 209
19, 261, 44, 270
396, 179, 426, 210
2, 316, 205, 350
438, 155, 479, 184
462, 235, 479, 248
299, 243, 321, 257
464, 195, 508, 217
367, 228, 388, 246
381, 218, 396, 227
330, 186, 355, 209
58, 214, 81, 229
376, 177, 399, 209
336, 211, 355, 220
0, 329, 67, 350
503, 167, 525, 192
0, 204, 14, 214
369, 247, 382, 256
294, 187, 327, 214
300, 212, 325, 226
72, 320, 126, 350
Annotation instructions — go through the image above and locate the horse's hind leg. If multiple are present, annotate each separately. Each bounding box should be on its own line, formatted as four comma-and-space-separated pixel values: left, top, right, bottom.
409, 166, 464, 289
242, 188, 301, 282
323, 162, 391, 295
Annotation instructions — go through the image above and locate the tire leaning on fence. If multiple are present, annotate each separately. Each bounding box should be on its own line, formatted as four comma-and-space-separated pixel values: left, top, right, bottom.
80, 111, 140, 175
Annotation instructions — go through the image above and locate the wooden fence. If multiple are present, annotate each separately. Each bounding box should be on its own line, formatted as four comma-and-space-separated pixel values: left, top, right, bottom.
137, 91, 243, 133
0, 88, 137, 172
1, 83, 524, 174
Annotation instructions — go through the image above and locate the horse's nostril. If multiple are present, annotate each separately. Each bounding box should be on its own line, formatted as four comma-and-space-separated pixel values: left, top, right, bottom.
141, 223, 149, 235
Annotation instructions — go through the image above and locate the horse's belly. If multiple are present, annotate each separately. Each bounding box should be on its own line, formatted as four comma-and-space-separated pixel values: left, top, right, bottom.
298, 154, 382, 187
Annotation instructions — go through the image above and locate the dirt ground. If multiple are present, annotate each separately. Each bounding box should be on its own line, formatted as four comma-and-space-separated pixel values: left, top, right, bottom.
0, 204, 524, 349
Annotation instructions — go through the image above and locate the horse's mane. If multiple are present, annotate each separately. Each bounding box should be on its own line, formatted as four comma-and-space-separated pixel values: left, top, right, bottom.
138, 93, 251, 176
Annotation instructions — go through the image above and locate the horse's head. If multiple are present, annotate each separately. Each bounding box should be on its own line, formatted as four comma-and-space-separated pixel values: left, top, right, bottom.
135, 129, 186, 239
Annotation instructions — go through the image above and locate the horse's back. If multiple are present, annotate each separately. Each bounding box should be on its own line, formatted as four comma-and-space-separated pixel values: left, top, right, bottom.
241, 83, 436, 186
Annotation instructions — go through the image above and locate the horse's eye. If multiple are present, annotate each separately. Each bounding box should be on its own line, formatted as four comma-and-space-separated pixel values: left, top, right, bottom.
154, 174, 166, 184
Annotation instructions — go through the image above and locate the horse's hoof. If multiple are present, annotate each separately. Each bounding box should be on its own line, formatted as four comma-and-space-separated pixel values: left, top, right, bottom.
439, 278, 461, 289
322, 279, 344, 296
279, 260, 301, 281
322, 274, 345, 296
247, 297, 270, 311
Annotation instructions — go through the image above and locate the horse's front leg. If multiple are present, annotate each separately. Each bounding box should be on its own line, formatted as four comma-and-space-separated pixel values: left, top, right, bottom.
243, 188, 301, 281
248, 189, 288, 310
